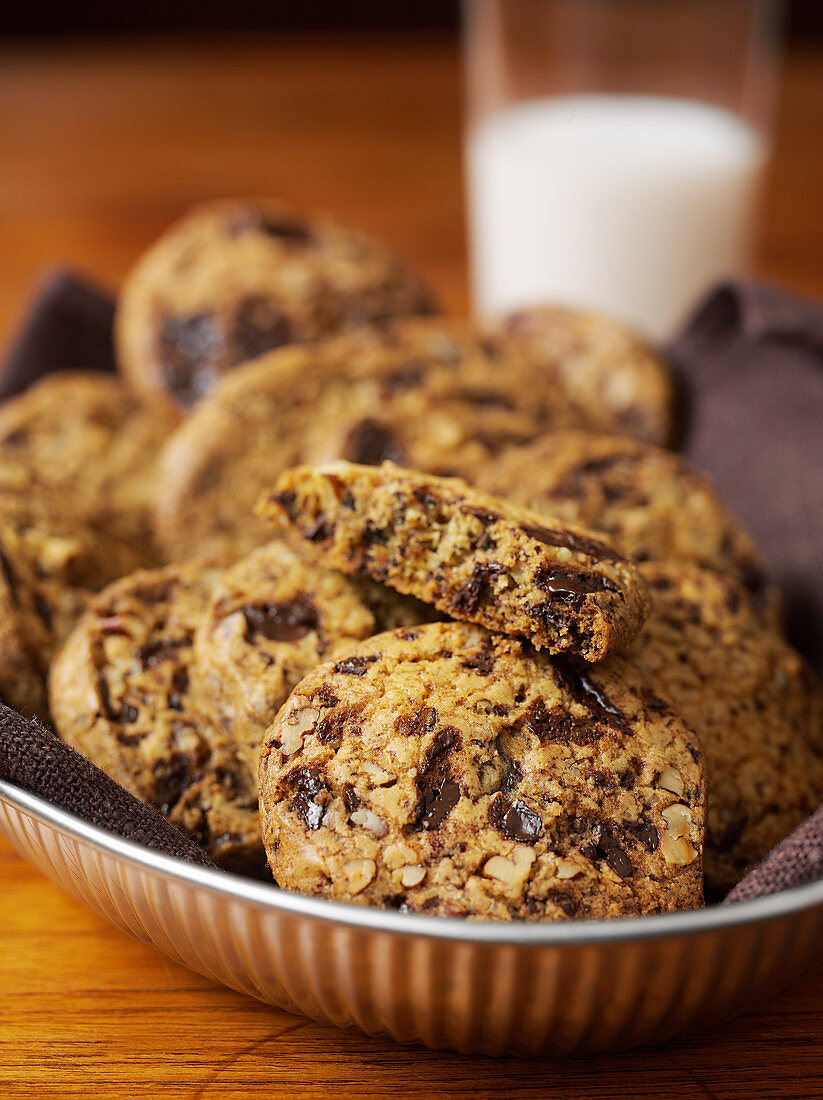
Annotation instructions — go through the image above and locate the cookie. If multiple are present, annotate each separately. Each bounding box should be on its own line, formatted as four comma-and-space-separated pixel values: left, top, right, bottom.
115, 200, 436, 410
152, 319, 616, 564
192, 540, 436, 806
263, 462, 651, 660
0, 487, 153, 719
625, 562, 823, 896
499, 305, 676, 446
0, 371, 177, 559
258, 621, 705, 919
48, 560, 266, 875
470, 430, 768, 597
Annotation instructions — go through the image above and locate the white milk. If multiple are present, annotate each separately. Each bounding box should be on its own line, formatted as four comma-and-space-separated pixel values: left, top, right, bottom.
466, 95, 766, 338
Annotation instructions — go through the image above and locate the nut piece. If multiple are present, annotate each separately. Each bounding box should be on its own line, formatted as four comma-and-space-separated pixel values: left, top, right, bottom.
554, 857, 583, 880
400, 865, 426, 888
350, 808, 389, 837
279, 725, 305, 757
660, 834, 697, 865
661, 803, 692, 839
288, 705, 320, 734
482, 845, 536, 886
658, 767, 684, 798
341, 858, 376, 895
362, 761, 396, 786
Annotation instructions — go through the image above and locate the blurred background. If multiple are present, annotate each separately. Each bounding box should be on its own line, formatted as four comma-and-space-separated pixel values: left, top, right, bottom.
0, 1, 822, 339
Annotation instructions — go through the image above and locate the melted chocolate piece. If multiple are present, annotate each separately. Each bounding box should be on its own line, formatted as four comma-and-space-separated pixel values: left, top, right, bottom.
334, 655, 379, 676
343, 418, 406, 467
259, 214, 314, 244
411, 726, 461, 831
395, 706, 438, 737
242, 596, 318, 643
533, 566, 617, 600
135, 637, 190, 669
583, 825, 634, 878
315, 703, 364, 746
285, 765, 328, 830
521, 522, 625, 563
629, 820, 660, 852
461, 638, 496, 676
152, 752, 202, 816
158, 312, 223, 407
342, 784, 360, 813
231, 296, 294, 363
552, 452, 637, 498
167, 666, 189, 712
0, 545, 18, 604
34, 595, 52, 628
522, 697, 608, 746
489, 794, 543, 843
453, 562, 508, 615
380, 362, 426, 395
456, 388, 516, 410
553, 661, 630, 734
312, 683, 340, 709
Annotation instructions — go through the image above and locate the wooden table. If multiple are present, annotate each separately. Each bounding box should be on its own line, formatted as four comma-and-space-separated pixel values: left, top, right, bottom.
1, 32, 823, 1098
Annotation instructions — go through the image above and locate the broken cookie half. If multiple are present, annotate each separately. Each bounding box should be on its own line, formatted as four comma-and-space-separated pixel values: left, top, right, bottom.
260, 462, 651, 661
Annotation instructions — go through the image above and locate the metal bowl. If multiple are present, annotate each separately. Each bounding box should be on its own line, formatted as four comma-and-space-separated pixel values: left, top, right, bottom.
2, 777, 822, 1056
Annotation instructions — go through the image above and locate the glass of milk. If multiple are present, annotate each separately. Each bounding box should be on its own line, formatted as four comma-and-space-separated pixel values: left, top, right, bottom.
464, 0, 783, 338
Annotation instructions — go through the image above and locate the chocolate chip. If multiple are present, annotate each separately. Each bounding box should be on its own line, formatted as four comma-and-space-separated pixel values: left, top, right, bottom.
631, 821, 660, 852
152, 753, 201, 816
489, 794, 543, 842
394, 706, 438, 737
552, 452, 636, 498
533, 565, 617, 602
158, 311, 223, 407
380, 361, 426, 395
274, 489, 297, 520
461, 638, 496, 676
34, 595, 52, 628
0, 545, 18, 604
342, 784, 360, 813
334, 655, 379, 676
464, 505, 502, 525
119, 703, 139, 724
343, 418, 406, 466
411, 726, 462, 831
452, 562, 508, 615
259, 214, 314, 244
583, 825, 633, 878
553, 660, 630, 734
312, 683, 340, 709
231, 296, 294, 363
315, 703, 364, 746
303, 517, 334, 543
521, 522, 626, 563
167, 667, 189, 712
135, 638, 190, 669
545, 889, 581, 918
242, 596, 318, 643
285, 765, 328, 830
456, 388, 516, 409
521, 697, 607, 746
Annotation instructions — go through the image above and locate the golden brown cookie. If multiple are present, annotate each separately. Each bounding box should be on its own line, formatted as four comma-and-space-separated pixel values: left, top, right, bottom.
470, 430, 768, 596
192, 540, 435, 808
259, 621, 706, 919
263, 462, 651, 660
152, 319, 619, 564
0, 371, 177, 560
48, 560, 267, 876
115, 200, 436, 410
499, 305, 676, 446
626, 562, 823, 896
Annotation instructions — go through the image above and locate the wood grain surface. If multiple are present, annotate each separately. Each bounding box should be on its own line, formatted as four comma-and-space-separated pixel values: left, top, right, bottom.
1, 31, 823, 1099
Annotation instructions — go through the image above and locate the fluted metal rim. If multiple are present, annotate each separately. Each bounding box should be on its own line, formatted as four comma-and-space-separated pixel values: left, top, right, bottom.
3, 777, 822, 945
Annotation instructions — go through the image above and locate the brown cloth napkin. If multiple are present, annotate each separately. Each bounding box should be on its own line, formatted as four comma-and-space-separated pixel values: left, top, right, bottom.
0, 271, 822, 900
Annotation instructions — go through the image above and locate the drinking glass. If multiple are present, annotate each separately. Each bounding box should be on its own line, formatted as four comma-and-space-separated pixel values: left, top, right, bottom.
464, 0, 783, 338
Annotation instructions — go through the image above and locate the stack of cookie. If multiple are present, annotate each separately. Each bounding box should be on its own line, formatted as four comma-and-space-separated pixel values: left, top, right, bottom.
1, 198, 820, 919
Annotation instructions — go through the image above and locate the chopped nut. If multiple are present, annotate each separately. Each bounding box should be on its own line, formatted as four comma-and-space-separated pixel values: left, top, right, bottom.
479, 764, 499, 794
341, 859, 376, 894
483, 846, 535, 886
363, 761, 396, 786
322, 797, 348, 831
288, 705, 320, 734
350, 807, 389, 837
400, 865, 426, 888
660, 834, 697, 865
658, 767, 684, 798
279, 725, 305, 757
554, 857, 582, 880
661, 804, 692, 839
